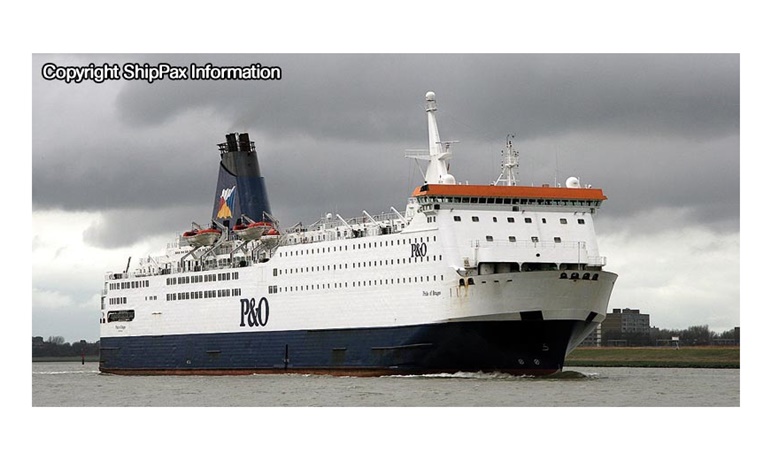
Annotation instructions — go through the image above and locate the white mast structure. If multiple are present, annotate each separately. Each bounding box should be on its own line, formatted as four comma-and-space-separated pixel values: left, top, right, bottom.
405, 91, 456, 185
494, 134, 520, 186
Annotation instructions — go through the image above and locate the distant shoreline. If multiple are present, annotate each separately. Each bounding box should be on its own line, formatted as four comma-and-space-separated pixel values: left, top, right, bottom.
33, 356, 100, 363
565, 346, 739, 369
33, 347, 740, 369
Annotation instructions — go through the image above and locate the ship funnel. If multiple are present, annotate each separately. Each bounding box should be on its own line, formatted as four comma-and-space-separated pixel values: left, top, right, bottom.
225, 133, 238, 153
211, 132, 272, 229
238, 133, 251, 152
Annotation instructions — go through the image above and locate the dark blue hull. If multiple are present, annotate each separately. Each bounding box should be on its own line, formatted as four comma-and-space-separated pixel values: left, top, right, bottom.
99, 319, 593, 376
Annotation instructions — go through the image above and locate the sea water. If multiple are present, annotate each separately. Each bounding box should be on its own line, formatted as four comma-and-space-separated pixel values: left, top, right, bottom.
31, 361, 738, 407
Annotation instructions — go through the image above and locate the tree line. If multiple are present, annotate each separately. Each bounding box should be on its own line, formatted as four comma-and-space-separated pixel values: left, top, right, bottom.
602, 325, 740, 347
32, 336, 99, 358
651, 325, 739, 345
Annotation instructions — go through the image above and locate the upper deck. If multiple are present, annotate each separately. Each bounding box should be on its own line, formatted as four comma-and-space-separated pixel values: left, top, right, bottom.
412, 183, 607, 202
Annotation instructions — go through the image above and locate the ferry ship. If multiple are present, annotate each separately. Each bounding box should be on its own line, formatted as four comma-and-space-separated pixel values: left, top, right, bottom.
99, 91, 617, 376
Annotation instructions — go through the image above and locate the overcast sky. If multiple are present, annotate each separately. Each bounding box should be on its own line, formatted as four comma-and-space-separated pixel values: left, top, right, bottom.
30, 53, 740, 343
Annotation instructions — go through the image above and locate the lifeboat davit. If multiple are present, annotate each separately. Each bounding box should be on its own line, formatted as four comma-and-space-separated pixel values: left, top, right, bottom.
233, 221, 271, 241
182, 228, 222, 247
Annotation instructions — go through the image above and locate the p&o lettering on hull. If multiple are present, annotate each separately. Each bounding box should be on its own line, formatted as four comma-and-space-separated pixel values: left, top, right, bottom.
411, 242, 428, 258
240, 297, 270, 327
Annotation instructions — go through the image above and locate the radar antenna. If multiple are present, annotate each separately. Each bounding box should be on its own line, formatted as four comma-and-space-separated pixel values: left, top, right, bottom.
494, 134, 519, 186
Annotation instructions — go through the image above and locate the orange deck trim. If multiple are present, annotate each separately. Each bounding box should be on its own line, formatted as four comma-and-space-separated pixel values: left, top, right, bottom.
412, 183, 607, 201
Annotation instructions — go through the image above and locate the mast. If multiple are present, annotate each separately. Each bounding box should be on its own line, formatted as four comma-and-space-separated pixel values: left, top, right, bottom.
494, 134, 520, 186
405, 91, 456, 185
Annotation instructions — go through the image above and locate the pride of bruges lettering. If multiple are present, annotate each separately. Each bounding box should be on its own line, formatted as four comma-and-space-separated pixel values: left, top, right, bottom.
411, 242, 428, 258
240, 297, 270, 327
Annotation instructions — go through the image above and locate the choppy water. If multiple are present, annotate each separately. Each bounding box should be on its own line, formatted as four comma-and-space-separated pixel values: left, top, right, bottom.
32, 361, 738, 407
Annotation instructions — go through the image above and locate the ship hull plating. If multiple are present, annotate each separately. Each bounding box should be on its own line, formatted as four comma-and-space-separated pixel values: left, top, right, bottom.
99, 318, 596, 376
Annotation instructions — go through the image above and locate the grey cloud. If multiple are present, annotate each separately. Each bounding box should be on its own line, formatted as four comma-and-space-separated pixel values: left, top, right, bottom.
111, 54, 739, 141
82, 205, 210, 249
33, 53, 739, 241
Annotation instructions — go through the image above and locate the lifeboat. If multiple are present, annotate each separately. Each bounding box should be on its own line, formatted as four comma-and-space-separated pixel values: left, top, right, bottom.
182, 227, 222, 247
260, 227, 281, 249
233, 221, 271, 241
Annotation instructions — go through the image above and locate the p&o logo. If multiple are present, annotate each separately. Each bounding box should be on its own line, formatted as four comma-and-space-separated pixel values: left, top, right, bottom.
410, 242, 428, 258
239, 297, 270, 327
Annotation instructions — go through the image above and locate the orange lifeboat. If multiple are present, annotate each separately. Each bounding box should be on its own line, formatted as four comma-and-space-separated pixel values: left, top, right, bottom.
260, 227, 280, 249
233, 221, 271, 241
182, 227, 222, 247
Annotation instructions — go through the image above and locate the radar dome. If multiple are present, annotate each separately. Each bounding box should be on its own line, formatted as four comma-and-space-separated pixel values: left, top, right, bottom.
425, 91, 436, 101
440, 174, 456, 185
566, 177, 581, 188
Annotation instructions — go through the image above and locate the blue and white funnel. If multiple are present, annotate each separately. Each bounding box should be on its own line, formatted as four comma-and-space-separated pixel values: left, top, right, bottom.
211, 132, 272, 228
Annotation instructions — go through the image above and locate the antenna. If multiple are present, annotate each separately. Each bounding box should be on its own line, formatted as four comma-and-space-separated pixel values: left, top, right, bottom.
554, 147, 560, 187
494, 134, 519, 186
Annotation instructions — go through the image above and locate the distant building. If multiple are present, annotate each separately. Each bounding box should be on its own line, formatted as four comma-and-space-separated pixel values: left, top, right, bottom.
601, 308, 651, 346
578, 323, 602, 347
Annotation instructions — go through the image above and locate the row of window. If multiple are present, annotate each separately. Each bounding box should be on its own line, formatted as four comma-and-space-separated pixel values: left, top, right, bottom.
109, 280, 149, 290
275, 274, 445, 293
165, 288, 243, 301
274, 254, 444, 276
280, 236, 438, 258
166, 271, 240, 286
418, 196, 600, 206
485, 235, 563, 243
454, 216, 586, 225
108, 295, 158, 305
